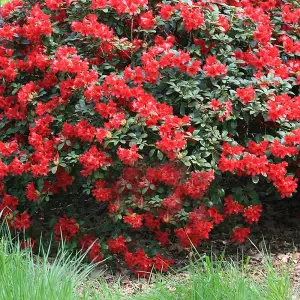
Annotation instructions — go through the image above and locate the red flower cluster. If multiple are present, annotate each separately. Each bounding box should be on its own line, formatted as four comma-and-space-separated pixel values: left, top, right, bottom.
210, 99, 232, 121
125, 249, 173, 277
179, 4, 205, 32
203, 56, 227, 78
218, 139, 299, 198
107, 236, 127, 254
26, 183, 40, 202
71, 14, 114, 41
139, 11, 156, 30
224, 196, 244, 216
54, 216, 80, 242
117, 145, 140, 165
123, 211, 144, 228
79, 146, 112, 177
13, 212, 32, 231
231, 227, 251, 243
92, 180, 112, 202
267, 94, 300, 121
236, 86, 256, 104
243, 205, 262, 224
78, 234, 103, 262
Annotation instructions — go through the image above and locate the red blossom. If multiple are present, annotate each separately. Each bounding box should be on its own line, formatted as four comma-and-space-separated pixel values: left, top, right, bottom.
139, 11, 156, 30
236, 86, 256, 104
203, 56, 227, 78
224, 196, 244, 216
0, 194, 18, 216
153, 254, 173, 272
107, 236, 127, 254
243, 205, 262, 224
26, 183, 40, 202
13, 212, 32, 231
20, 238, 36, 250
123, 211, 143, 228
54, 216, 80, 242
117, 145, 140, 165
78, 234, 103, 262
231, 227, 251, 243
1, 0, 300, 277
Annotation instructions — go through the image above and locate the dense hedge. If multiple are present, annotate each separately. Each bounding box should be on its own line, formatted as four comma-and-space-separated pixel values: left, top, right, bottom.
0, 0, 299, 276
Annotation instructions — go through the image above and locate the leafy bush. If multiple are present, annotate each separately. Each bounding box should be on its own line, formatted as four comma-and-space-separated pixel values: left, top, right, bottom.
0, 0, 299, 276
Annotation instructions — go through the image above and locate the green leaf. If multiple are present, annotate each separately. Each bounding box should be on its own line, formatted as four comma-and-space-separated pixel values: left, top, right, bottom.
142, 187, 148, 194
51, 166, 58, 174
157, 150, 164, 160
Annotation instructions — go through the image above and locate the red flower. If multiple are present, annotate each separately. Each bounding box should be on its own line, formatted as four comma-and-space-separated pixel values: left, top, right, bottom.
78, 234, 103, 263
210, 99, 220, 111
222, 142, 245, 156
117, 145, 140, 165
45, 0, 63, 11
143, 213, 160, 230
180, 6, 204, 32
243, 205, 262, 224
124, 249, 153, 278
0, 141, 18, 157
267, 162, 288, 182
54, 216, 80, 242
274, 176, 298, 198
175, 219, 213, 248
269, 140, 297, 158
159, 4, 174, 21
231, 227, 250, 243
26, 183, 40, 202
79, 146, 112, 177
91, 0, 107, 10
107, 236, 127, 254
20, 238, 36, 250
224, 196, 244, 216
207, 207, 224, 224
23, 5, 53, 43
153, 254, 173, 272
203, 56, 227, 78
246, 141, 269, 156
92, 180, 112, 202
123, 211, 143, 228
218, 15, 230, 32
0, 194, 18, 216
154, 230, 170, 247
13, 212, 32, 231
183, 170, 215, 200
139, 11, 156, 30
236, 86, 255, 104
71, 14, 114, 41
217, 100, 232, 122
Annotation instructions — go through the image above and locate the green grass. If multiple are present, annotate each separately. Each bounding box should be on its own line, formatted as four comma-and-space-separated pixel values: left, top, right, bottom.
1, 0, 11, 5
0, 225, 96, 300
85, 253, 295, 300
132, 256, 293, 300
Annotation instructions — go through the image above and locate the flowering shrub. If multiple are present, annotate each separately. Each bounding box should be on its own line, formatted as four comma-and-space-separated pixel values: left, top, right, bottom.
0, 0, 299, 276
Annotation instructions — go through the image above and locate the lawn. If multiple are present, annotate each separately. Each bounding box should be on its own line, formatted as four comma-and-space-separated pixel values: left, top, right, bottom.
0, 224, 95, 300
85, 253, 295, 300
